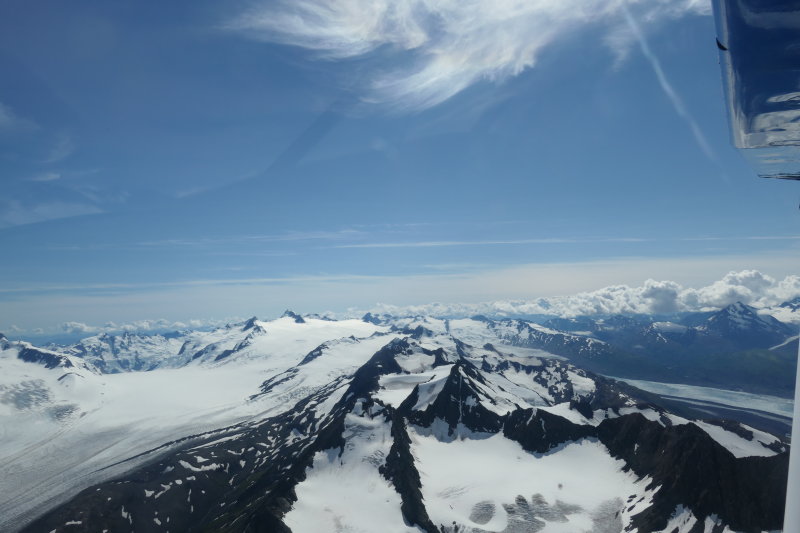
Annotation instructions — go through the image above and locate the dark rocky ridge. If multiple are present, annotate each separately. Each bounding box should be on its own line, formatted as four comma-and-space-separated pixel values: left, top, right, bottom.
280, 311, 305, 324
380, 408, 439, 532
17, 346, 75, 370
597, 414, 788, 533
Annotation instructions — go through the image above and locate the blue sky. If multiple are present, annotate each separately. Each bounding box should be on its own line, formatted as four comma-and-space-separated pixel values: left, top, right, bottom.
1, 0, 798, 334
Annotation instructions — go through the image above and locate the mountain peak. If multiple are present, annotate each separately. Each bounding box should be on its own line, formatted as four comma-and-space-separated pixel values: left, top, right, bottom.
711, 301, 759, 323
701, 301, 794, 348
242, 316, 260, 331
779, 295, 800, 310
281, 310, 306, 323
726, 301, 753, 312
362, 312, 382, 325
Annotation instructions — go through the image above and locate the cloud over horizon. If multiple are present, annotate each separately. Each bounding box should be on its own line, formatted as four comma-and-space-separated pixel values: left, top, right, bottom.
12, 269, 796, 339
59, 317, 237, 336
365, 269, 800, 319
228, 0, 710, 109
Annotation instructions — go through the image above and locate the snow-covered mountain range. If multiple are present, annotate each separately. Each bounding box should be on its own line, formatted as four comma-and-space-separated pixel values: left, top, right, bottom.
0, 307, 794, 532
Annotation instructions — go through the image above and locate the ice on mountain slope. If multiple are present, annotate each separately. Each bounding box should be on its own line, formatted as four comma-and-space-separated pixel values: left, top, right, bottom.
60, 315, 383, 372
483, 360, 594, 406
691, 420, 782, 458
765, 297, 800, 324
447, 317, 607, 357
652, 505, 743, 533
67, 332, 187, 372
374, 364, 454, 410
612, 406, 784, 458
0, 338, 102, 439
285, 399, 422, 533
390, 315, 451, 336
409, 426, 652, 533
253, 333, 401, 417
650, 321, 688, 334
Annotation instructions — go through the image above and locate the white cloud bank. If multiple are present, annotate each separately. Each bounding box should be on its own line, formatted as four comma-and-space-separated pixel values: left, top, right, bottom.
5, 262, 798, 337
227, 0, 710, 109
364, 270, 800, 318
34, 270, 800, 337
59, 269, 797, 334
60, 317, 237, 336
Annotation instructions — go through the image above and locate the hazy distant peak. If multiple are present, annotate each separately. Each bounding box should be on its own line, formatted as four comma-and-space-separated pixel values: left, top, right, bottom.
281, 310, 306, 323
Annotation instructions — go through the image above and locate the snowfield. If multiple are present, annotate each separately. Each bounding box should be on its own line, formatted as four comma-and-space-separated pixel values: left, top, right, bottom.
285, 400, 422, 533
410, 425, 651, 533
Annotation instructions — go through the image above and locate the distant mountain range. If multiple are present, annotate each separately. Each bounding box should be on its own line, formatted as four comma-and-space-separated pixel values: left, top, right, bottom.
366, 302, 798, 397
49, 302, 799, 397
0, 305, 795, 532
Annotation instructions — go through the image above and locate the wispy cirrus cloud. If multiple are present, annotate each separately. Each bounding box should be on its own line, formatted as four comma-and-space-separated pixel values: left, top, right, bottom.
0, 101, 38, 134
333, 237, 647, 249
226, 0, 710, 110
0, 273, 385, 296
0, 200, 103, 229
332, 234, 800, 249
42, 133, 75, 163
28, 171, 62, 182
618, 3, 718, 166
137, 229, 365, 248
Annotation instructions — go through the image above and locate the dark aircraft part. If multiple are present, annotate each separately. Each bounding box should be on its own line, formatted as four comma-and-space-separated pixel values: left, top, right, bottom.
713, 0, 800, 179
